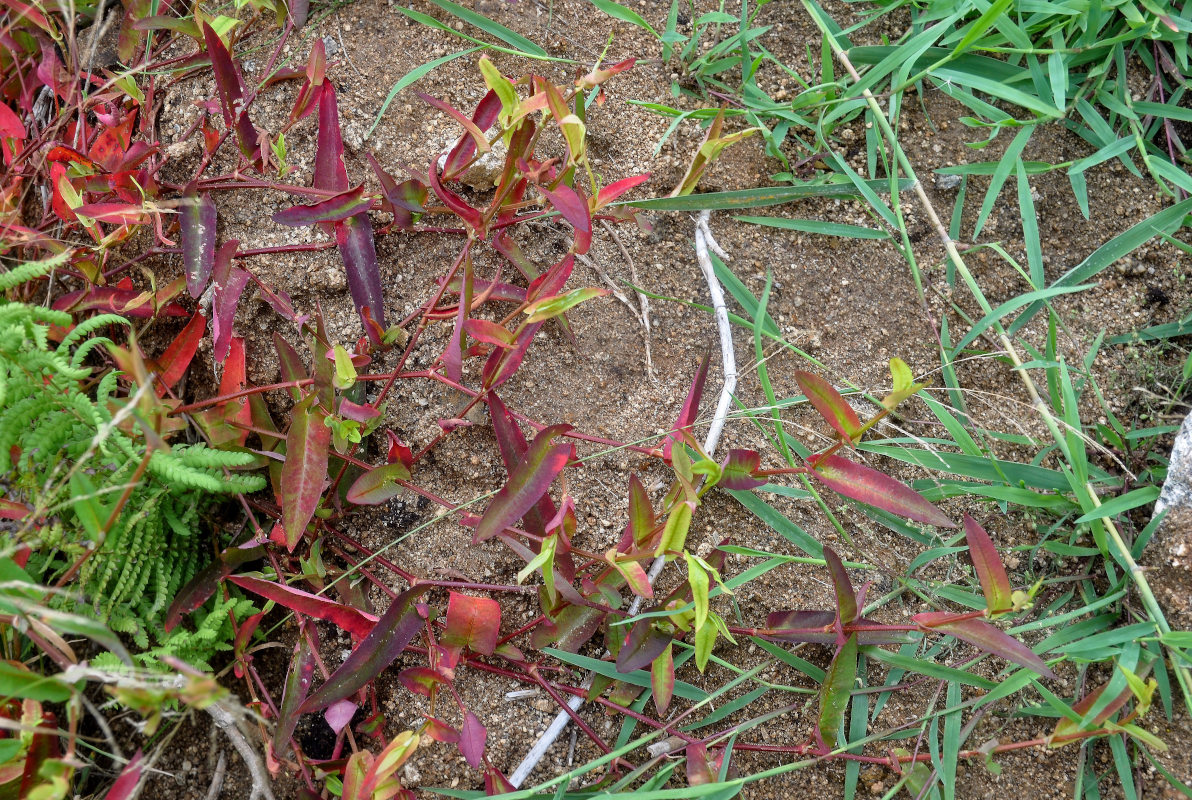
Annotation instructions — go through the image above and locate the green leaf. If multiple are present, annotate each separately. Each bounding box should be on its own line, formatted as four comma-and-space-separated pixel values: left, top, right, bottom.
346, 462, 412, 505
621, 180, 914, 211
424, 0, 548, 57
818, 634, 857, 750
590, 0, 659, 37
1074, 486, 1160, 524
735, 214, 889, 239
685, 551, 710, 633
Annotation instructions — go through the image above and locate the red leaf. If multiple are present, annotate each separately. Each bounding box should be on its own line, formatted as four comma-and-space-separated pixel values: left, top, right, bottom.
274, 635, 317, 754
914, 611, 1056, 678
595, 173, 650, 208
964, 514, 1013, 613
463, 319, 515, 348
795, 371, 862, 444
315, 84, 349, 192
201, 22, 244, 132
428, 156, 484, 233
459, 711, 486, 769
346, 462, 412, 505
663, 352, 710, 461
88, 114, 135, 172
538, 184, 591, 255
153, 313, 206, 397
52, 285, 188, 318
442, 592, 501, 655
180, 187, 216, 298
300, 584, 433, 713
442, 90, 500, 179
102, 750, 143, 800
335, 214, 386, 344
422, 717, 460, 743
324, 699, 357, 734
228, 575, 378, 638
280, 399, 330, 551
0, 102, 25, 140
719, 449, 765, 491
761, 610, 909, 645
0, 499, 30, 520
823, 547, 857, 625
808, 454, 956, 528
473, 425, 573, 543
209, 337, 251, 446
45, 145, 97, 170
273, 185, 373, 226
398, 666, 448, 697
487, 392, 558, 541
385, 431, 414, 470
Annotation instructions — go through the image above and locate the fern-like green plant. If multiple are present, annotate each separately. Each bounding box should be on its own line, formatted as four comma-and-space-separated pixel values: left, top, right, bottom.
2, 253, 265, 661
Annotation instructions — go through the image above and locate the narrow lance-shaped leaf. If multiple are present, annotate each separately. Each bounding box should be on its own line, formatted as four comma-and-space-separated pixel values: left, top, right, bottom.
538, 184, 592, 255
180, 186, 216, 298
300, 584, 432, 713
336, 213, 385, 344
211, 240, 248, 363
346, 462, 412, 506
795, 370, 862, 443
914, 611, 1056, 679
201, 22, 243, 131
652, 642, 675, 715
487, 391, 558, 539
154, 312, 207, 397
523, 286, 607, 323
473, 425, 573, 542
964, 514, 1012, 614
280, 398, 330, 551
459, 711, 487, 769
818, 633, 858, 750
272, 185, 373, 226
314, 83, 349, 191
273, 634, 316, 754
441, 592, 501, 655
617, 619, 672, 673
823, 547, 857, 625
663, 352, 710, 461
102, 751, 144, 800
762, 610, 910, 645
808, 454, 957, 528
626, 473, 656, 549
228, 575, 378, 638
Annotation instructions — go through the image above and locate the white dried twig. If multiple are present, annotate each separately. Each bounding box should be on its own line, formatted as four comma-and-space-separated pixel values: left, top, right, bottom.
203, 751, 228, 800
508, 210, 738, 787
601, 219, 655, 379
205, 701, 277, 800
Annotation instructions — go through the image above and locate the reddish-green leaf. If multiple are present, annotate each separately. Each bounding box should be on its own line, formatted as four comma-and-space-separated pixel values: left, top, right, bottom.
523, 287, 607, 323
300, 584, 432, 713
180, 186, 216, 298
228, 575, 377, 637
663, 352, 709, 461
418, 92, 491, 158
346, 462, 412, 505
441, 592, 500, 655
75, 202, 150, 225
964, 514, 1012, 614
795, 370, 862, 443
459, 711, 487, 769
761, 610, 909, 645
606, 551, 652, 598
201, 22, 244, 131
280, 399, 330, 551
398, 666, 449, 697
464, 319, 516, 348
473, 425, 572, 543
823, 547, 857, 625
273, 331, 308, 402
102, 751, 143, 800
914, 611, 1056, 678
538, 184, 592, 255
274, 634, 316, 754
443, 90, 501, 179
428, 156, 484, 233
719, 448, 765, 491
818, 634, 857, 750
651, 642, 675, 715
272, 185, 373, 226
154, 312, 206, 397
626, 473, 656, 549
808, 454, 956, 528
423, 717, 460, 743
530, 602, 606, 652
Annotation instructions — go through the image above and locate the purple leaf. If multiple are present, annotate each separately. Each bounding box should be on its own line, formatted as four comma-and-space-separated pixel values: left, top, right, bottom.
180, 186, 215, 298
315, 83, 349, 192
795, 371, 863, 443
272, 185, 373, 226
211, 240, 249, 363
428, 156, 484, 233
335, 214, 385, 344
300, 584, 432, 713
530, 602, 605, 652
324, 699, 357, 735
417, 92, 491, 162
273, 331, 308, 402
617, 619, 671, 673
459, 711, 487, 769
808, 454, 957, 528
663, 353, 710, 461
719, 449, 765, 491
280, 398, 330, 551
914, 611, 1056, 679
823, 547, 857, 625
964, 514, 1013, 613
537, 183, 592, 255
472, 425, 573, 543
201, 23, 243, 131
